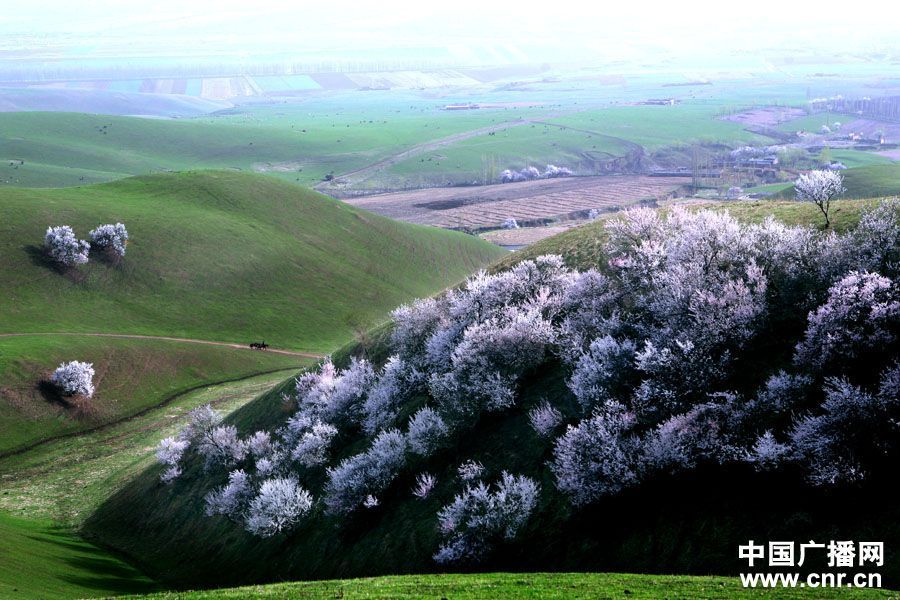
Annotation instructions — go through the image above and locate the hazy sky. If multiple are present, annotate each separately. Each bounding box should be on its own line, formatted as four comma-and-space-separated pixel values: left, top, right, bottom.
2, 0, 898, 66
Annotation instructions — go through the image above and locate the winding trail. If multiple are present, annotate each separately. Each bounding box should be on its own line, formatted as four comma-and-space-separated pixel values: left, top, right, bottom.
0, 332, 324, 359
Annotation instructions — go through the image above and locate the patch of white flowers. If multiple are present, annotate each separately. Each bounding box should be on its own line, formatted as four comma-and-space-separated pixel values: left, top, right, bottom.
89, 223, 129, 256
44, 226, 90, 267
412, 473, 437, 499
434, 472, 539, 564
50, 361, 95, 397
528, 401, 563, 437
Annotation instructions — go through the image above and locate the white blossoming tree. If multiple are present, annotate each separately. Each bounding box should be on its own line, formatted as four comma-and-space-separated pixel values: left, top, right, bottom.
89, 222, 129, 257
795, 170, 845, 228
50, 361, 95, 397
44, 226, 90, 267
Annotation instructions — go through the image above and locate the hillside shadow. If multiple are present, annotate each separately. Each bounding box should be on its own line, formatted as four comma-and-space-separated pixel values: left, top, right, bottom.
24, 244, 87, 283
22, 528, 160, 596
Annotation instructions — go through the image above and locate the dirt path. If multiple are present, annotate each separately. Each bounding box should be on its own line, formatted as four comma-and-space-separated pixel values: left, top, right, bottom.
0, 332, 323, 359
316, 110, 580, 192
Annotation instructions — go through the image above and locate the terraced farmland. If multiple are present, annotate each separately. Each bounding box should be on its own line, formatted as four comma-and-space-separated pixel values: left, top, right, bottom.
344, 175, 686, 229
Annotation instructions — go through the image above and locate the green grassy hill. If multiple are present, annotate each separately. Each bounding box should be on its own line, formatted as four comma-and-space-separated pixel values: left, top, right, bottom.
81, 198, 898, 592
841, 164, 900, 198
0, 170, 501, 448
0, 170, 503, 597
0, 372, 295, 599
0, 170, 504, 352
0, 109, 536, 188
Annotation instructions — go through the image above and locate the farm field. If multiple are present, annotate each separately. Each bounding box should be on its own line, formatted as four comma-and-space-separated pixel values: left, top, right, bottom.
774, 111, 850, 133
543, 103, 768, 150
828, 149, 896, 168
344, 175, 685, 230
372, 122, 635, 189
480, 223, 580, 247
721, 106, 806, 127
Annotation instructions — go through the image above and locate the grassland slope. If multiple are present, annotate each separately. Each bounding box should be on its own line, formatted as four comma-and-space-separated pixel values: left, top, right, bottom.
0, 170, 505, 352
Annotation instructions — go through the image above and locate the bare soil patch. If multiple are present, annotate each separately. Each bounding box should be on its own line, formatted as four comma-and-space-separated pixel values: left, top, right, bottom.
344, 176, 684, 229
722, 107, 806, 127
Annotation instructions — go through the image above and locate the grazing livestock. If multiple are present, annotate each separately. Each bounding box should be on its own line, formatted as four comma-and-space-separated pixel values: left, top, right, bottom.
249, 341, 269, 350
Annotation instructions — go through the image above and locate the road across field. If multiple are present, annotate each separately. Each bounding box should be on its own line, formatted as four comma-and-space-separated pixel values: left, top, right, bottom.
316, 110, 579, 193
0, 332, 323, 359
344, 175, 686, 229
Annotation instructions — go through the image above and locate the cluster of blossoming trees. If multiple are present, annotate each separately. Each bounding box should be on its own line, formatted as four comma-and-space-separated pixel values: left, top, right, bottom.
157, 200, 899, 564
500, 164, 573, 183
43, 222, 128, 267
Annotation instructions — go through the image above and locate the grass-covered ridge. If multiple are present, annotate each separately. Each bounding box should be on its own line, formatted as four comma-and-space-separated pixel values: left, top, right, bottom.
501, 198, 877, 271
83, 197, 899, 590
0, 170, 505, 352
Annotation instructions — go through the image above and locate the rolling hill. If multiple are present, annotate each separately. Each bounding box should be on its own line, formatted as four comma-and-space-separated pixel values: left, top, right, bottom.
0, 169, 502, 450
0, 108, 536, 188
0, 169, 505, 598
0, 170, 504, 351
81, 197, 899, 592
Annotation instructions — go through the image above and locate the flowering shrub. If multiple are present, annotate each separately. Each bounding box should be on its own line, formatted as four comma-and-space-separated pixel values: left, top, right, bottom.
44, 225, 89, 266
205, 469, 252, 518
550, 403, 640, 505
197, 425, 248, 469
407, 407, 449, 456
412, 473, 437, 499
289, 420, 338, 468
434, 472, 539, 563
790, 375, 899, 485
457, 460, 485, 482
362, 356, 421, 435
795, 271, 899, 372
794, 170, 845, 227
528, 401, 563, 437
50, 361, 95, 397
295, 358, 374, 425
156, 437, 189, 483
89, 222, 128, 256
245, 476, 313, 537
324, 429, 407, 515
